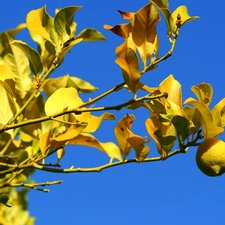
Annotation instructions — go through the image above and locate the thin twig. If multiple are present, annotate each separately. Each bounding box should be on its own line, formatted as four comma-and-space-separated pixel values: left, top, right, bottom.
0, 180, 63, 192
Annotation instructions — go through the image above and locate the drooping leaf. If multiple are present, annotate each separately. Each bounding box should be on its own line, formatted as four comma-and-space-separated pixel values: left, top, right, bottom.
114, 114, 135, 158
26, 6, 55, 43
115, 47, 140, 93
54, 6, 82, 44
127, 136, 150, 162
212, 98, 225, 127
191, 83, 213, 106
154, 130, 176, 153
44, 87, 82, 116
83, 112, 116, 133
11, 40, 43, 77
69, 133, 122, 161
132, 3, 160, 69
75, 28, 106, 42
145, 116, 176, 158
171, 6, 199, 29
171, 115, 190, 142
184, 98, 224, 139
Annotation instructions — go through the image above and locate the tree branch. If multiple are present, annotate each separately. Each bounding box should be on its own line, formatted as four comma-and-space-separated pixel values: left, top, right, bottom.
0, 180, 63, 192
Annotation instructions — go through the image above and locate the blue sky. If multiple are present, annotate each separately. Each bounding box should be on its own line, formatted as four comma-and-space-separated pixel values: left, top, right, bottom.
1, 1, 225, 225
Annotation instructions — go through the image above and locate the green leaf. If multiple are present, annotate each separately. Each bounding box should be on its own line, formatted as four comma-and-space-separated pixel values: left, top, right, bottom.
171, 115, 190, 142
154, 130, 176, 153
54, 6, 82, 44
0, 194, 11, 207
26, 5, 55, 43
75, 28, 106, 42
184, 98, 224, 139
11, 40, 43, 77
151, 0, 175, 34
56, 38, 83, 66
191, 83, 213, 106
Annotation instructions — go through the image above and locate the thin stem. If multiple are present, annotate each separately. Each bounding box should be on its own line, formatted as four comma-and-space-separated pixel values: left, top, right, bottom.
0, 180, 63, 192
1, 92, 166, 133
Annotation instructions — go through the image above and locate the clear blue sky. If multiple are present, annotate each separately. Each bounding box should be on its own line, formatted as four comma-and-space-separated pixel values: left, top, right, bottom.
1, 1, 225, 225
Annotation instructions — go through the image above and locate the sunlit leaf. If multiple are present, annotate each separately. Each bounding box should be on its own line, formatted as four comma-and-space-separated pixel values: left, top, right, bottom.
75, 28, 106, 42
103, 23, 132, 39
212, 98, 225, 127
132, 3, 160, 69
57, 147, 65, 164
127, 136, 150, 162
11, 40, 43, 77
159, 74, 182, 106
171, 6, 199, 28
118, 10, 135, 20
151, 0, 175, 33
145, 116, 176, 158
184, 98, 224, 139
51, 123, 87, 141
83, 112, 116, 133
191, 83, 213, 106
2, 34, 31, 98
26, 6, 55, 43
43, 74, 98, 97
44, 87, 82, 116
69, 133, 122, 161
115, 47, 140, 93
114, 114, 135, 158
54, 6, 82, 44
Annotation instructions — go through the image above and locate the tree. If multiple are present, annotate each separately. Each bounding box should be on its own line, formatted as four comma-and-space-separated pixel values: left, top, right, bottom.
0, 0, 224, 224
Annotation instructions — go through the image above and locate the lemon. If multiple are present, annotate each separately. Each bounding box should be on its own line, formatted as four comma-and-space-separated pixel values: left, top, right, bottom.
196, 137, 225, 176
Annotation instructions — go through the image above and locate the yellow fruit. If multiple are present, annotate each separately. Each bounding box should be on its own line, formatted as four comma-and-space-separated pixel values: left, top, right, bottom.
196, 137, 225, 176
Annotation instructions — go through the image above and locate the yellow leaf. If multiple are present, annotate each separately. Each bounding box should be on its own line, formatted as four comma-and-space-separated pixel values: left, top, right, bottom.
44, 87, 82, 116
127, 136, 150, 162
57, 147, 65, 164
115, 48, 140, 93
69, 133, 122, 161
114, 114, 135, 158
83, 112, 116, 133
159, 74, 182, 106
184, 98, 224, 139
191, 83, 213, 106
132, 3, 160, 68
26, 5, 54, 42
212, 98, 225, 127
145, 116, 176, 158
171, 6, 199, 28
